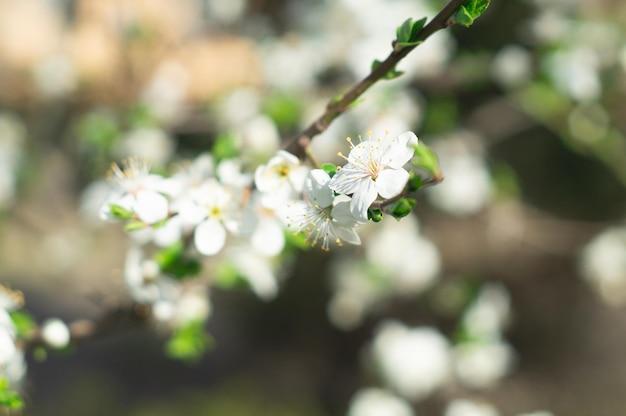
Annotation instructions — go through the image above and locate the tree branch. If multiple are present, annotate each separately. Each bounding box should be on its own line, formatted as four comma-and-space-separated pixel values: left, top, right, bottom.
284, 0, 468, 159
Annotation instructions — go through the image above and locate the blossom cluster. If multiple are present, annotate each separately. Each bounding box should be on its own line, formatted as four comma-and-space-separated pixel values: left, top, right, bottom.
97, 131, 421, 315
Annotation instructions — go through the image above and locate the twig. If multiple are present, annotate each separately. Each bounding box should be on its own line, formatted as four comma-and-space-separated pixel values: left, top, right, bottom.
284, 0, 468, 159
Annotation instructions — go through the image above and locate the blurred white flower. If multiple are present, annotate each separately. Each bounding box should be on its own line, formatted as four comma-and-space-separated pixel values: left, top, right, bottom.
100, 159, 171, 225
372, 321, 451, 401
124, 245, 180, 305
33, 54, 77, 97
192, 179, 255, 256
204, 0, 247, 24
544, 47, 601, 101
580, 226, 626, 306
347, 388, 415, 416
444, 399, 500, 416
41, 318, 71, 349
454, 339, 516, 389
490, 45, 533, 88
462, 283, 511, 339
0, 327, 16, 367
0, 113, 26, 209
142, 60, 189, 123
227, 248, 280, 300
115, 127, 176, 167
329, 131, 418, 220
366, 215, 441, 295
255, 150, 309, 209
427, 133, 491, 216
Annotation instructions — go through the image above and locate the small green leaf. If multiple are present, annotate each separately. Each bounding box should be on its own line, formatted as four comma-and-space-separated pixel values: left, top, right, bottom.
454, 0, 490, 27
386, 198, 416, 220
410, 141, 442, 179
371, 60, 404, 80
407, 171, 423, 192
0, 379, 23, 409
212, 132, 241, 162
165, 320, 213, 363
124, 220, 147, 232
108, 204, 133, 220
321, 163, 338, 178
396, 18, 413, 43
9, 310, 36, 339
368, 208, 383, 222
410, 17, 427, 40
153, 242, 201, 280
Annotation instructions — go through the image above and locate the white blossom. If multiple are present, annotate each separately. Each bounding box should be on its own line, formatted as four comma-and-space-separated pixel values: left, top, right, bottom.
371, 321, 451, 401
347, 388, 415, 416
284, 169, 363, 251
254, 150, 309, 209
100, 158, 171, 225
329, 131, 418, 220
41, 318, 71, 349
444, 399, 500, 416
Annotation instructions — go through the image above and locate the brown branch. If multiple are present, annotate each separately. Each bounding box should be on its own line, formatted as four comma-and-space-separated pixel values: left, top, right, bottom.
284, 0, 468, 159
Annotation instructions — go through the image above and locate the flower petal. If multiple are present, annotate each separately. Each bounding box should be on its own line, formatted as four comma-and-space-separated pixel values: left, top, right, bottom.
383, 131, 418, 169
306, 169, 333, 208
194, 218, 226, 255
350, 179, 378, 220
376, 169, 409, 199
135, 190, 169, 224
329, 166, 368, 195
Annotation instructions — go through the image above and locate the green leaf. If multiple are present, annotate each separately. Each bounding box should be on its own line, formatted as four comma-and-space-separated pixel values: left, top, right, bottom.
212, 132, 241, 162
321, 163, 338, 178
165, 320, 213, 363
153, 242, 201, 280
386, 198, 416, 220
396, 18, 413, 43
108, 204, 133, 220
214, 263, 250, 290
368, 208, 383, 222
0, 379, 23, 409
371, 60, 404, 80
407, 171, 423, 192
124, 220, 147, 232
9, 310, 36, 339
454, 0, 490, 27
410, 141, 442, 179
263, 93, 303, 131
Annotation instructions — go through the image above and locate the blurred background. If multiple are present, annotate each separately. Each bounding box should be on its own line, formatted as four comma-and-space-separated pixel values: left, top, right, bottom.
0, 0, 625, 414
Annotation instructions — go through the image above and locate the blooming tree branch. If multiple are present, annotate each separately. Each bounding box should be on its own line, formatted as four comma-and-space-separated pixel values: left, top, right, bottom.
285, 0, 484, 160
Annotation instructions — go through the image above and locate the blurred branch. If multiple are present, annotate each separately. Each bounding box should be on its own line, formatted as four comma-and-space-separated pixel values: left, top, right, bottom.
285, 0, 470, 159
21, 304, 151, 351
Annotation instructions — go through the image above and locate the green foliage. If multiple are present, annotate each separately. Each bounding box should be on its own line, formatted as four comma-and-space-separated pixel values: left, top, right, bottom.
454, 0, 490, 27
126, 103, 158, 128
386, 197, 417, 220
0, 378, 23, 409
165, 320, 213, 363
368, 208, 383, 222
154, 242, 201, 280
76, 110, 119, 150
284, 230, 311, 250
410, 141, 442, 179
124, 220, 148, 232
212, 132, 241, 162
395, 17, 427, 47
264, 93, 303, 131
214, 262, 250, 290
108, 204, 134, 220
407, 171, 423, 192
371, 60, 404, 80
320, 163, 337, 178
9, 310, 36, 340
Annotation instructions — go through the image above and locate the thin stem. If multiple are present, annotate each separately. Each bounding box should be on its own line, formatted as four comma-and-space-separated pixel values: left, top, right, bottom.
284, 0, 468, 159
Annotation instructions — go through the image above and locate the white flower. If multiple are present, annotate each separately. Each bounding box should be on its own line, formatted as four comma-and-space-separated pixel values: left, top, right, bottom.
100, 158, 170, 224
372, 321, 451, 401
580, 225, 626, 306
254, 150, 309, 209
41, 318, 71, 349
0, 327, 16, 366
444, 399, 500, 416
124, 245, 181, 305
285, 169, 362, 251
329, 131, 418, 220
462, 283, 511, 339
192, 179, 255, 256
454, 339, 515, 389
347, 388, 415, 416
